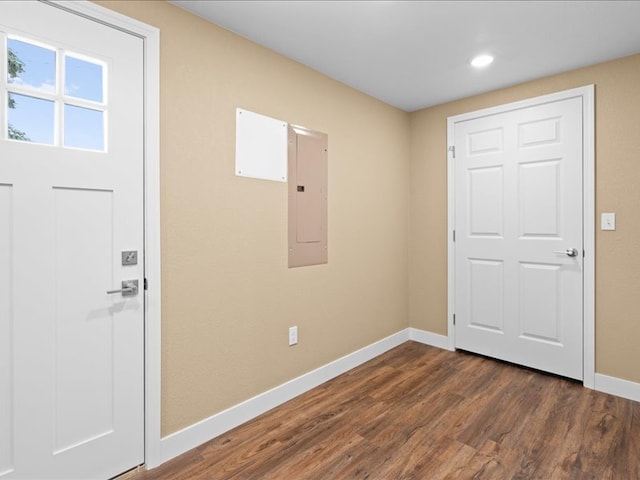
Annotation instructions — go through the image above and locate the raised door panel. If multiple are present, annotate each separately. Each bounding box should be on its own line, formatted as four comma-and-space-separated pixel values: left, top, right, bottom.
52, 187, 115, 454
519, 160, 560, 238
518, 116, 561, 148
519, 262, 562, 344
468, 166, 504, 237
468, 127, 503, 156
468, 259, 504, 332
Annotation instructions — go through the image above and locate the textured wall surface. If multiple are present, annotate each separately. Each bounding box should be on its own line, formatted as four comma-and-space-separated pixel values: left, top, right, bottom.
98, 1, 410, 436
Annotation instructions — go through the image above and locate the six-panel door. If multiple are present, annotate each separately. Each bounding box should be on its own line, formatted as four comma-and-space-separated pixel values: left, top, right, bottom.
454, 97, 584, 380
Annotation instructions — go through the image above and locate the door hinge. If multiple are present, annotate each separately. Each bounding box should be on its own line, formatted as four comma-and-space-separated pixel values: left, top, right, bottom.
453, 230, 456, 242
453, 313, 456, 325
144, 278, 148, 291
448, 145, 455, 158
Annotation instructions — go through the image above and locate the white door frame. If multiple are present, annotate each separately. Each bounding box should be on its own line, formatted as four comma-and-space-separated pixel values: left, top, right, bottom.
446, 85, 595, 388
45, 0, 163, 468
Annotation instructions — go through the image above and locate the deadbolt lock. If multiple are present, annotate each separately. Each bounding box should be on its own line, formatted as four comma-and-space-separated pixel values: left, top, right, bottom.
122, 250, 138, 265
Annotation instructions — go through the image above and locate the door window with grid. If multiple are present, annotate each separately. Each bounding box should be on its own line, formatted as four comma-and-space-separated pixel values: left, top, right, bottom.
5, 36, 107, 151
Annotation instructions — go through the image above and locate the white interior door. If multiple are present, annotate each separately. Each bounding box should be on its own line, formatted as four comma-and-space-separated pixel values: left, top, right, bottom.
0, 2, 144, 478
453, 96, 584, 380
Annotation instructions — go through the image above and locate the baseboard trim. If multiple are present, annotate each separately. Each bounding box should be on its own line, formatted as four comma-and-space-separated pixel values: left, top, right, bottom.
594, 373, 640, 403
153, 327, 640, 467
408, 327, 451, 351
158, 329, 410, 465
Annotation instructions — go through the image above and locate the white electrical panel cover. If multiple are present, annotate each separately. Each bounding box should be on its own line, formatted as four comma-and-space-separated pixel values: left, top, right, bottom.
235, 108, 288, 182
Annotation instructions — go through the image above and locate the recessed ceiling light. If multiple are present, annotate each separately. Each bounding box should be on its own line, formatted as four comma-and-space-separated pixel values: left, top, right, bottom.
471, 54, 494, 68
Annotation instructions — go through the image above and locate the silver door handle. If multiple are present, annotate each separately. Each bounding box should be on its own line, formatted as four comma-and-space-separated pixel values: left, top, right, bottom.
553, 248, 579, 257
106, 280, 138, 296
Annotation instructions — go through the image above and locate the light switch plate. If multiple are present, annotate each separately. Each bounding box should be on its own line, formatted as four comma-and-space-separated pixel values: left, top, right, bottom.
288, 326, 298, 346
601, 212, 616, 231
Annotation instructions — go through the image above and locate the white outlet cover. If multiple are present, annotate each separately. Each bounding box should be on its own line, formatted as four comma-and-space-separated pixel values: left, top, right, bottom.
601, 212, 616, 231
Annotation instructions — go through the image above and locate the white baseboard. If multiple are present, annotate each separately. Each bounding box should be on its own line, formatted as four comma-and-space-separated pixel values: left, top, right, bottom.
408, 327, 452, 351
158, 328, 410, 465
594, 373, 640, 403
154, 326, 640, 469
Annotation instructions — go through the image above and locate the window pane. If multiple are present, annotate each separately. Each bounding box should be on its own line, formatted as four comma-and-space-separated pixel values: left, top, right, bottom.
7, 93, 55, 144
64, 104, 104, 151
65, 56, 104, 103
7, 38, 56, 93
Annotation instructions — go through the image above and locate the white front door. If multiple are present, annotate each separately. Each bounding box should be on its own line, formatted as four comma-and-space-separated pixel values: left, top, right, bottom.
453, 96, 584, 380
0, 2, 144, 478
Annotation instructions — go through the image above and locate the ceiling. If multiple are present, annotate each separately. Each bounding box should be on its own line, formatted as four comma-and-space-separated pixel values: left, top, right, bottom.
170, 1, 640, 112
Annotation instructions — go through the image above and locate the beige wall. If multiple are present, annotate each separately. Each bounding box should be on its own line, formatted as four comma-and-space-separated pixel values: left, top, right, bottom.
99, 1, 640, 437
409, 54, 640, 384
98, 1, 410, 436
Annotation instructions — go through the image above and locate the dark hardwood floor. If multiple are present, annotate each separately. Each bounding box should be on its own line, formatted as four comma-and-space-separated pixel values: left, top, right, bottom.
131, 342, 640, 479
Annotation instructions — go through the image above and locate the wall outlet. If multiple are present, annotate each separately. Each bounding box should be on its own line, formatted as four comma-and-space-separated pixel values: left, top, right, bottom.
288, 326, 298, 346
601, 212, 616, 231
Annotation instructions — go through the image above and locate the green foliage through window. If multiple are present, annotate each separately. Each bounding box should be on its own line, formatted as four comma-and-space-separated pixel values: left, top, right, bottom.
7, 47, 30, 141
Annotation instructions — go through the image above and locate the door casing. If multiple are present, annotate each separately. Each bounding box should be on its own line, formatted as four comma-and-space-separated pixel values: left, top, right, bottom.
45, 0, 163, 468
447, 85, 595, 388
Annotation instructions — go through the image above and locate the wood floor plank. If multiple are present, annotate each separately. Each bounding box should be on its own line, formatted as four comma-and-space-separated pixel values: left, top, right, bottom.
130, 342, 640, 479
